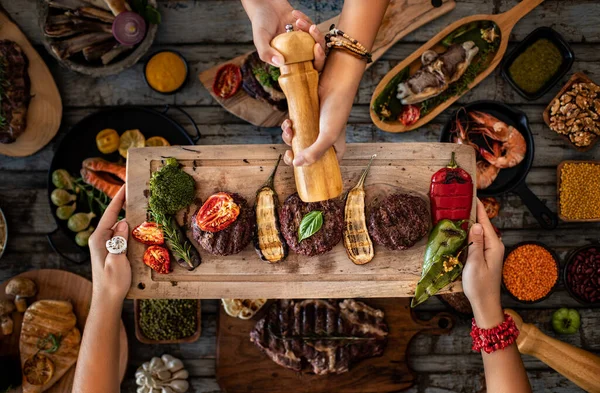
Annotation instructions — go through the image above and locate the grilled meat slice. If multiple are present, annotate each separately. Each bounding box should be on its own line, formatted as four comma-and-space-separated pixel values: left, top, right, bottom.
279, 193, 343, 257
101, 43, 133, 65
83, 39, 117, 62
70, 8, 115, 23
192, 193, 256, 256
80, 0, 111, 11
46, 0, 90, 10
250, 299, 388, 375
50, 32, 113, 59
241, 52, 287, 112
45, 17, 112, 38
0, 40, 31, 144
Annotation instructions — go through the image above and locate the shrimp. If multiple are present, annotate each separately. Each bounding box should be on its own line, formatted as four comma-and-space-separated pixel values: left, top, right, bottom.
476, 160, 500, 190
479, 127, 526, 168
469, 111, 510, 142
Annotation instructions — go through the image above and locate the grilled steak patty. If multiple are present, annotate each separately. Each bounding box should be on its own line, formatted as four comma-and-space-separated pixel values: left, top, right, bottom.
0, 40, 31, 144
368, 193, 429, 250
250, 299, 388, 375
241, 51, 287, 112
279, 193, 343, 257
192, 193, 255, 256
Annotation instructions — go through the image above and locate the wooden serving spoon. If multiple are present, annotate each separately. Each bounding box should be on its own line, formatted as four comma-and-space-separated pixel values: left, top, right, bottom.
505, 309, 600, 393
370, 0, 545, 133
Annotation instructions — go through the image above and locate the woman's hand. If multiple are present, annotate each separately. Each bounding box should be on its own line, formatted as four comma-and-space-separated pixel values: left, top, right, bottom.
88, 185, 131, 303
462, 199, 506, 328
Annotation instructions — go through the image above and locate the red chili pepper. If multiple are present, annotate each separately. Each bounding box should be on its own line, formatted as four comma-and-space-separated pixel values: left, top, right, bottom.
430, 152, 473, 225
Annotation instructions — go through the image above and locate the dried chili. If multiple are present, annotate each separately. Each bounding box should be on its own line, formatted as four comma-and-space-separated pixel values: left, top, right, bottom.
430, 152, 473, 225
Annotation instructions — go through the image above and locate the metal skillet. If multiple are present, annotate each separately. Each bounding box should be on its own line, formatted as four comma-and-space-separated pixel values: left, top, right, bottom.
440, 100, 558, 230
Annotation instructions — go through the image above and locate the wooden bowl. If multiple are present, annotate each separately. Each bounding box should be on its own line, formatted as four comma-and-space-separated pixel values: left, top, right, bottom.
370, 0, 544, 133
37, 0, 158, 77
556, 160, 600, 222
0, 207, 7, 260
542, 72, 599, 152
134, 299, 201, 344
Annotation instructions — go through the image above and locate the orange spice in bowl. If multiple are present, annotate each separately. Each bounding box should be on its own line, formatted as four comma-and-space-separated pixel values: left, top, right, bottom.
144, 51, 188, 94
502, 243, 559, 303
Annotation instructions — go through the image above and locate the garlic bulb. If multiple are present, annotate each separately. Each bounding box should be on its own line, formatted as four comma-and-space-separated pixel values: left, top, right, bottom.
135, 354, 190, 393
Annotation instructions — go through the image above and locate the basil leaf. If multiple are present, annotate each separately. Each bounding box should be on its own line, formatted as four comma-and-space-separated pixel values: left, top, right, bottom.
144, 6, 162, 25
298, 211, 323, 242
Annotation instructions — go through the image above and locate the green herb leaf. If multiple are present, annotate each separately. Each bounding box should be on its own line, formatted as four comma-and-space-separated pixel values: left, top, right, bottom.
144, 6, 162, 25
37, 333, 63, 354
298, 211, 323, 242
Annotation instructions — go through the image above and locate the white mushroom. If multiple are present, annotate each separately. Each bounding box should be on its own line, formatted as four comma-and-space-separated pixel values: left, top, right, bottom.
5, 277, 37, 312
135, 354, 189, 393
0, 299, 15, 335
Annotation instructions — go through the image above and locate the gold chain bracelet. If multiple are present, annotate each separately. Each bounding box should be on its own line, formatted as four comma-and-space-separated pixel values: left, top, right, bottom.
325, 24, 372, 63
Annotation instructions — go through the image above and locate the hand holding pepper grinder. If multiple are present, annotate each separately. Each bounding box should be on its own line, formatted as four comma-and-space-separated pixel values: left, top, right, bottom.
271, 25, 343, 202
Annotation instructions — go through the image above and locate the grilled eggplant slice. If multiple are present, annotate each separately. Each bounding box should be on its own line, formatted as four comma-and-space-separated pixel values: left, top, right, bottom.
254, 155, 287, 263
343, 154, 376, 265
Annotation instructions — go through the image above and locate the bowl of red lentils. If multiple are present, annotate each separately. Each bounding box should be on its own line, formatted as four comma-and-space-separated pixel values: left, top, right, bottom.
502, 242, 560, 303
557, 161, 600, 222
564, 244, 600, 305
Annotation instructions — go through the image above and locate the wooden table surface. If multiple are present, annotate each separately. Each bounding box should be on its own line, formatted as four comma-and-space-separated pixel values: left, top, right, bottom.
0, 0, 599, 392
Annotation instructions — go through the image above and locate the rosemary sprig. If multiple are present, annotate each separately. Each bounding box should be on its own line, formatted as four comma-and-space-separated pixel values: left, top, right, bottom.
37, 333, 63, 354
267, 325, 376, 342
151, 210, 195, 269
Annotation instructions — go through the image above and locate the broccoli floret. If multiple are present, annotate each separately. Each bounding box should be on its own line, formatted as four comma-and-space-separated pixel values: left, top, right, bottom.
149, 158, 195, 215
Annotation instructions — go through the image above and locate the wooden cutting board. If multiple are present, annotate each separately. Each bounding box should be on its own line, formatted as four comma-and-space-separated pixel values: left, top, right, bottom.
125, 143, 476, 299
0, 270, 128, 392
216, 298, 454, 393
198, 0, 456, 127
0, 7, 62, 157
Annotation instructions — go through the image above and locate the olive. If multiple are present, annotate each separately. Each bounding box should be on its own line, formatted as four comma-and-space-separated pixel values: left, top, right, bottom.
56, 202, 76, 220
67, 212, 96, 232
51, 189, 77, 207
75, 226, 95, 247
52, 169, 77, 191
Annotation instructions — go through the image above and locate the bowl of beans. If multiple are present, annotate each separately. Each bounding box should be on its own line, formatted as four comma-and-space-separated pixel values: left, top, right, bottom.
564, 245, 600, 305
502, 242, 560, 303
557, 161, 600, 222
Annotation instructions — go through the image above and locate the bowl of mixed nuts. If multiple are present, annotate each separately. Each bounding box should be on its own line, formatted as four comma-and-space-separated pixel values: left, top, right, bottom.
543, 72, 600, 152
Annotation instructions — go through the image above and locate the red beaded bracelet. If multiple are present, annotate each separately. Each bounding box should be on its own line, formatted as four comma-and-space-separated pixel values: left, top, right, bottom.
470, 313, 519, 354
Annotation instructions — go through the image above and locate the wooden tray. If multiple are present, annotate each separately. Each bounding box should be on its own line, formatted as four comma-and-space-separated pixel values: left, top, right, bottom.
0, 7, 62, 157
125, 143, 476, 299
216, 298, 454, 393
543, 72, 599, 152
0, 270, 128, 392
556, 160, 600, 222
198, 0, 456, 127
370, 0, 544, 133
133, 299, 201, 344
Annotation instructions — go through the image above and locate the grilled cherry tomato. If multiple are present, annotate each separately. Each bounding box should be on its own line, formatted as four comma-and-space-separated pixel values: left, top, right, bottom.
481, 197, 501, 219
143, 245, 171, 274
399, 105, 421, 126
196, 192, 240, 232
212, 64, 242, 99
132, 221, 164, 245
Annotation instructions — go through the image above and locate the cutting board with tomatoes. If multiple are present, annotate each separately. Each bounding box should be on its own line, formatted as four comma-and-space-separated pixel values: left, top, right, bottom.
125, 142, 476, 299
216, 298, 454, 393
198, 0, 456, 127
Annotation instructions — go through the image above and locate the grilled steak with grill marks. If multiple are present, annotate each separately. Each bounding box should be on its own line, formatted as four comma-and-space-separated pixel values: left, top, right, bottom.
192, 192, 255, 256
279, 193, 343, 257
250, 299, 388, 375
368, 193, 429, 250
0, 40, 31, 144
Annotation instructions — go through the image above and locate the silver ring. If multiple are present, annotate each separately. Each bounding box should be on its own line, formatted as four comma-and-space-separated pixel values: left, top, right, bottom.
106, 236, 127, 254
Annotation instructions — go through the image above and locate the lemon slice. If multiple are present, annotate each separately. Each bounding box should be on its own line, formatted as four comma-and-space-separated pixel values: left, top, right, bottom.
146, 136, 171, 147
23, 353, 55, 386
96, 128, 120, 154
119, 129, 145, 158
222, 299, 267, 319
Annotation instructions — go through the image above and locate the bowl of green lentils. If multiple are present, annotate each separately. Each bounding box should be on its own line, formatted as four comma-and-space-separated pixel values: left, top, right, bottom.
134, 299, 201, 344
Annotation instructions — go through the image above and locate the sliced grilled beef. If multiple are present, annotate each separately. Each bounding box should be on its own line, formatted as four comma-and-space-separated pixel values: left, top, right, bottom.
0, 41, 31, 144
279, 193, 343, 257
241, 51, 287, 111
368, 193, 429, 250
192, 193, 255, 256
250, 299, 388, 375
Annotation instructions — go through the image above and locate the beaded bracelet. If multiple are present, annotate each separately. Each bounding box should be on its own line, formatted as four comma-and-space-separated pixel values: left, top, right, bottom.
470, 313, 519, 354
325, 24, 372, 63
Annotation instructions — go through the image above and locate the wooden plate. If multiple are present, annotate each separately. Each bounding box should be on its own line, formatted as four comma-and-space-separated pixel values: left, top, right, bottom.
370, 0, 544, 133
133, 299, 201, 344
198, 0, 456, 128
556, 160, 600, 222
542, 72, 599, 152
0, 8, 62, 157
0, 269, 128, 392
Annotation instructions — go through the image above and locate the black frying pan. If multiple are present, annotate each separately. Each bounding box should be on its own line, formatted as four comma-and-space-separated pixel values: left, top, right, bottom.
440, 100, 558, 229
47, 105, 200, 263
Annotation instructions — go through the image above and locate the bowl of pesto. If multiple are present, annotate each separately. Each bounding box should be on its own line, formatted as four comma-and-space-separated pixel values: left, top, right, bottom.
501, 27, 574, 100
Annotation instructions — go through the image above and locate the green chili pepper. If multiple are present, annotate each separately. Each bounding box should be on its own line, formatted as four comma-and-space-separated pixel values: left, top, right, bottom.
412, 219, 468, 308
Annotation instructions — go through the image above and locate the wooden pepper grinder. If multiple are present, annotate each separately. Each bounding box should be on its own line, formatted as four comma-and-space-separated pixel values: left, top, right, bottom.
271, 25, 343, 202
505, 309, 600, 393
